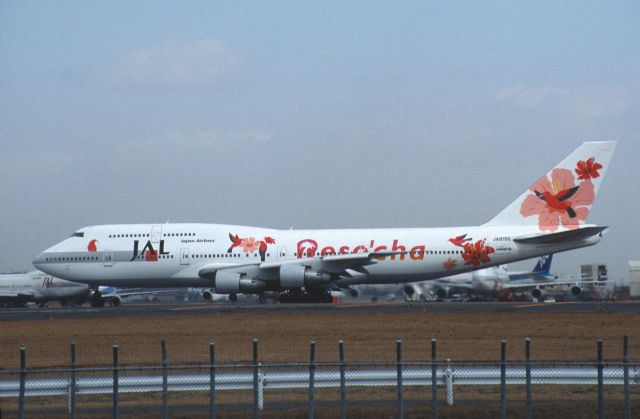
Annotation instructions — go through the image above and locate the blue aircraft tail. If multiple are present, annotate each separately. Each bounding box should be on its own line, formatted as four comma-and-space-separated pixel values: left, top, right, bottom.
532, 254, 553, 275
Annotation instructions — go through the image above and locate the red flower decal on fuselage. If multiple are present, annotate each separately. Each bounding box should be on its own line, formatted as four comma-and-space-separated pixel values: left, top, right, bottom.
87, 239, 98, 252
575, 157, 602, 180
443, 258, 457, 270
461, 239, 495, 267
228, 233, 276, 262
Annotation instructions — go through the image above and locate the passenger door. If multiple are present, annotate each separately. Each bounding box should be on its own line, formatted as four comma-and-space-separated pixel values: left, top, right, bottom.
180, 248, 189, 266
103, 251, 114, 267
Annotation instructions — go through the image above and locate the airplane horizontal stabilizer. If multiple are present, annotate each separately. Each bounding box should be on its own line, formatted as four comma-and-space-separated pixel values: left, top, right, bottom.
513, 226, 608, 245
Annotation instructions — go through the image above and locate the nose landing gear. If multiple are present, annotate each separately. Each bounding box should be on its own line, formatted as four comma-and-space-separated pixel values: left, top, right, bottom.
90, 288, 105, 307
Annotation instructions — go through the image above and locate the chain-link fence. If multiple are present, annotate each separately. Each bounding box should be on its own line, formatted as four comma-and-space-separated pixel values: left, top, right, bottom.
1, 337, 638, 418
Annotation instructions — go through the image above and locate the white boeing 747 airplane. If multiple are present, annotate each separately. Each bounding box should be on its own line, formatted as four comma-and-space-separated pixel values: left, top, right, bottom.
34, 142, 616, 304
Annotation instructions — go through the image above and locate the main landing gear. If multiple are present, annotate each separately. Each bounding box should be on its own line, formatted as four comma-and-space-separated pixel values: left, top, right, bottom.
278, 290, 333, 304
90, 288, 105, 307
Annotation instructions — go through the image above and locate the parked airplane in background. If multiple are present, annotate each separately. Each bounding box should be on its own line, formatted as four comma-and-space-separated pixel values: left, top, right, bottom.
0, 271, 89, 307
403, 254, 555, 301
33, 142, 616, 303
403, 253, 603, 301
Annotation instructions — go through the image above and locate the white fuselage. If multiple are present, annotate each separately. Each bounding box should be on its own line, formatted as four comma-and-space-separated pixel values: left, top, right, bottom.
0, 271, 90, 304
33, 223, 601, 290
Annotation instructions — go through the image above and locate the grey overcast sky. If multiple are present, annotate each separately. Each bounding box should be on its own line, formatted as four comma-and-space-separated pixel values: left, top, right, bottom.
0, 1, 638, 281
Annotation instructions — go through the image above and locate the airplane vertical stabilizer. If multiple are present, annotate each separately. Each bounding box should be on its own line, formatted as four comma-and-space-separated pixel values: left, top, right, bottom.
533, 254, 553, 275
485, 142, 616, 231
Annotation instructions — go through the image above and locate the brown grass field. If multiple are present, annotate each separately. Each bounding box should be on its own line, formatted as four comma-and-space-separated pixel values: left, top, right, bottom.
1, 305, 639, 418
1, 307, 639, 368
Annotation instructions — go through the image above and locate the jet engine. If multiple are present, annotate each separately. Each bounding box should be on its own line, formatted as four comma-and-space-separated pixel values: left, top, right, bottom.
279, 264, 331, 289
570, 285, 582, 296
403, 284, 417, 299
214, 271, 265, 294
109, 296, 122, 307
531, 288, 543, 299
403, 284, 427, 301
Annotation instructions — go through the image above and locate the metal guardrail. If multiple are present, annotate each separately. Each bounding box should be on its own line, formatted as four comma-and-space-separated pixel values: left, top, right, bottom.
1, 364, 639, 400
1, 337, 637, 419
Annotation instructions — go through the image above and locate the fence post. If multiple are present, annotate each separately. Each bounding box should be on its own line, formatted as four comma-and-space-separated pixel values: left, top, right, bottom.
18, 345, 26, 419
253, 338, 260, 419
623, 335, 630, 419
445, 359, 453, 406
500, 339, 506, 419
209, 340, 216, 419
308, 340, 316, 419
525, 337, 532, 419
70, 341, 77, 419
396, 339, 404, 419
162, 339, 169, 419
112, 342, 119, 419
597, 339, 603, 419
338, 340, 346, 419
431, 338, 437, 419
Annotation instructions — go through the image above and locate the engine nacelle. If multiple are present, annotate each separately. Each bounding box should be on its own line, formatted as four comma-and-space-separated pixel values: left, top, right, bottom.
279, 264, 331, 289
531, 288, 543, 299
403, 285, 416, 298
570, 285, 582, 296
109, 296, 122, 307
203, 290, 213, 301
215, 271, 265, 294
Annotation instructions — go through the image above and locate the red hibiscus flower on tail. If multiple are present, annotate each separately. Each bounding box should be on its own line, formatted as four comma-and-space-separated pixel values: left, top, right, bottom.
520, 168, 595, 232
575, 157, 602, 180
462, 239, 495, 267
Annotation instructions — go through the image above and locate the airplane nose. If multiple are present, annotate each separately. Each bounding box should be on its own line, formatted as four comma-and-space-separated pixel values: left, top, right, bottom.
33, 252, 55, 273
33, 252, 46, 269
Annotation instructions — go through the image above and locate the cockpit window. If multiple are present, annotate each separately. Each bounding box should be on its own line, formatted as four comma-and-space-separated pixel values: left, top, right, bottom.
71, 232, 84, 238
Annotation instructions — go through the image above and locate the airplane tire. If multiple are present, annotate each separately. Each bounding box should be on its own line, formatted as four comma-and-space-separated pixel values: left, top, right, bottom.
91, 292, 105, 307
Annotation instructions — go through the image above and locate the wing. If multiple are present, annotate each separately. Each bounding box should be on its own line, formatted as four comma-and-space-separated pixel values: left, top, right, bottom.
0, 290, 36, 303
557, 186, 580, 202
198, 250, 406, 279
504, 278, 604, 291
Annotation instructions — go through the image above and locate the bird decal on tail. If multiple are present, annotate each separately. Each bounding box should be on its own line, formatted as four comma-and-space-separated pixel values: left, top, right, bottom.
534, 186, 580, 218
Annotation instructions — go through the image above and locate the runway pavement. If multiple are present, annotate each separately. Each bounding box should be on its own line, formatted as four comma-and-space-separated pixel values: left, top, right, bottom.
1, 300, 639, 321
